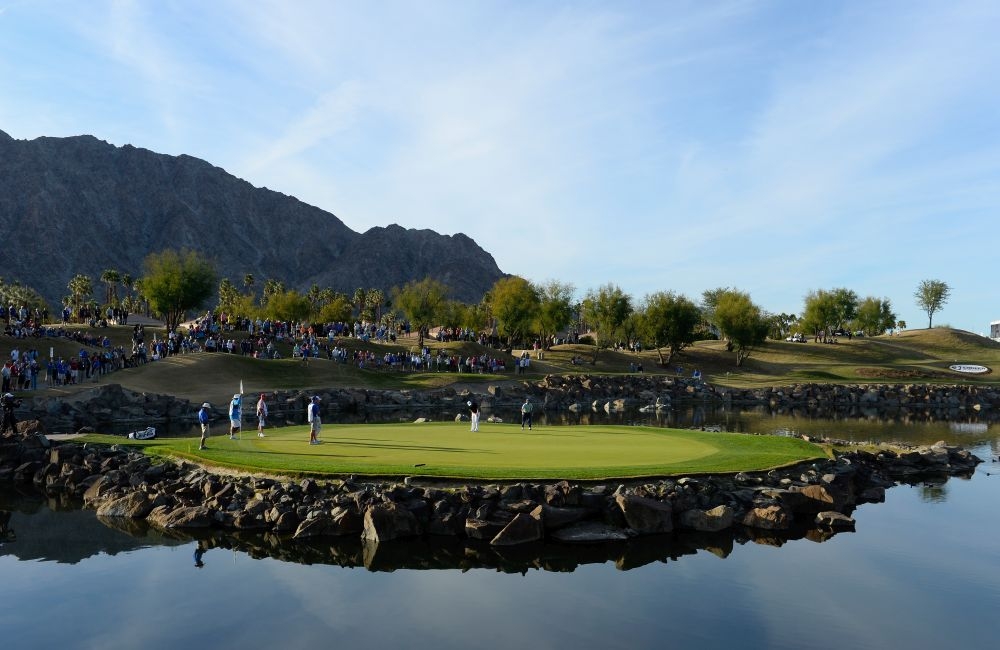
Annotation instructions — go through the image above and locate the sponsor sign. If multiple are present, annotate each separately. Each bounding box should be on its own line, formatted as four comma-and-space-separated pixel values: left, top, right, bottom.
948, 364, 990, 374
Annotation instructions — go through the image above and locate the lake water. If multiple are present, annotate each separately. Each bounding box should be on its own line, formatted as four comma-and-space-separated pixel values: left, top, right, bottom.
3, 410, 999, 650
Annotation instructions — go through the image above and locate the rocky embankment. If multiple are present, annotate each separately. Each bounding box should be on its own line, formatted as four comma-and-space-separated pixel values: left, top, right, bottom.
0, 423, 982, 546
21, 377, 1000, 433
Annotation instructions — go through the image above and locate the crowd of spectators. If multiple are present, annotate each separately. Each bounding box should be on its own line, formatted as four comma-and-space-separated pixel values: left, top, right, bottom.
3, 305, 522, 396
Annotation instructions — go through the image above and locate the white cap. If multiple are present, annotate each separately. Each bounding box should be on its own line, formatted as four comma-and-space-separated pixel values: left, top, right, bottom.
233, 393, 241, 399
201, 402, 211, 408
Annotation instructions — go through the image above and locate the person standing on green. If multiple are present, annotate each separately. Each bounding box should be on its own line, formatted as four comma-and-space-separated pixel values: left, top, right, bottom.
198, 402, 211, 450
520, 397, 534, 430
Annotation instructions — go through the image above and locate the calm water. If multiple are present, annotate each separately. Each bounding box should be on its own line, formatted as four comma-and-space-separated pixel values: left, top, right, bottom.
3, 412, 999, 650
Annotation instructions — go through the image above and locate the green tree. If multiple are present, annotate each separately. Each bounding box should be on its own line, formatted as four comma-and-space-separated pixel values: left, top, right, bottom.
366, 288, 385, 322
0, 278, 49, 316
99, 268, 121, 305
769, 312, 799, 340
353, 287, 366, 319
801, 288, 857, 341
66, 273, 94, 319
914, 279, 951, 328
830, 288, 859, 329
535, 280, 575, 349
264, 289, 313, 323
317, 295, 353, 324
120, 273, 134, 304
217, 278, 253, 317
700, 286, 735, 330
489, 276, 540, 347
640, 291, 701, 366
855, 297, 896, 336
243, 273, 255, 293
393, 277, 448, 348
262, 278, 285, 305
581, 283, 633, 364
141, 249, 216, 333
714, 289, 769, 367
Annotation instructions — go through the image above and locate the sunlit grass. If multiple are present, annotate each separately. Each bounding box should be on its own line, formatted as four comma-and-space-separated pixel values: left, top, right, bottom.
83, 421, 825, 480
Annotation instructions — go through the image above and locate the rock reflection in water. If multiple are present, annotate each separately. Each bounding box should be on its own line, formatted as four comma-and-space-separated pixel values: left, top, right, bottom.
64, 520, 857, 575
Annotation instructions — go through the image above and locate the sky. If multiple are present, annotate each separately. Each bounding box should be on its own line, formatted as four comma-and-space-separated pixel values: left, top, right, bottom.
1, 0, 998, 335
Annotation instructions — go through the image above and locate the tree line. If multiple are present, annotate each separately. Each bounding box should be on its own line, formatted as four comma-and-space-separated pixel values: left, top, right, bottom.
29, 249, 952, 368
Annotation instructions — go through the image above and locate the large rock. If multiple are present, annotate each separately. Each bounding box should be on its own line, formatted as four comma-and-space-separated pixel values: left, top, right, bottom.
786, 484, 847, 512
742, 504, 791, 530
95, 491, 154, 519
615, 494, 673, 534
537, 505, 591, 531
147, 505, 214, 529
678, 505, 734, 532
361, 502, 421, 542
490, 512, 543, 546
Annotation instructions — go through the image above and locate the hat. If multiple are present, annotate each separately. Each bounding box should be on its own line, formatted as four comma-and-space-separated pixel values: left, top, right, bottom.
312, 395, 321, 401
201, 402, 211, 408
467, 400, 472, 406
233, 393, 241, 399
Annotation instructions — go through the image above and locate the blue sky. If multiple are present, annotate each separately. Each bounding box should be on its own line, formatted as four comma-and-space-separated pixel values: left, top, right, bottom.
1, 0, 998, 334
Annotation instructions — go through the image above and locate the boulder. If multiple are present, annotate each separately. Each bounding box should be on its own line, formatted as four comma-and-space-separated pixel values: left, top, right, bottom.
615, 494, 673, 534
537, 505, 590, 531
361, 502, 421, 542
678, 505, 734, 532
490, 512, 543, 546
96, 491, 154, 519
465, 518, 505, 540
147, 505, 214, 529
742, 504, 791, 530
785, 484, 847, 513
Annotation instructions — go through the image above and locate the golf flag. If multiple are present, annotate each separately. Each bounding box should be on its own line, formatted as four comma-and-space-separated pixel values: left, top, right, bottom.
239, 380, 244, 395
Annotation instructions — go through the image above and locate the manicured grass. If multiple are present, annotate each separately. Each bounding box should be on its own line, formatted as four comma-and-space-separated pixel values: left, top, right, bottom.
84, 421, 825, 480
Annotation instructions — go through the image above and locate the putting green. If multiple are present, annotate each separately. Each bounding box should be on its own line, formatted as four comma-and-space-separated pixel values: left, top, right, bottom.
118, 421, 826, 480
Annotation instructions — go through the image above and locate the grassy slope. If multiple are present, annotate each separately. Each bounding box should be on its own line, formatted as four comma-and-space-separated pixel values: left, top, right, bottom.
84, 421, 825, 480
5, 325, 999, 403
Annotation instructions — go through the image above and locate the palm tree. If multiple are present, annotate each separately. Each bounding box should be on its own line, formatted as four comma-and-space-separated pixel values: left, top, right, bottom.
243, 273, 255, 294
262, 278, 284, 305
67, 274, 94, 318
100, 268, 121, 305
352, 287, 366, 320
366, 288, 384, 322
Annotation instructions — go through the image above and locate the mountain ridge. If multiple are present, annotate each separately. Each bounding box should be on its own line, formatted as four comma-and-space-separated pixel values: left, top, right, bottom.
0, 131, 505, 308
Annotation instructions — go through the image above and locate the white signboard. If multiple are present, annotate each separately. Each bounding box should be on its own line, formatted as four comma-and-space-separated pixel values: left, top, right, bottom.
948, 364, 990, 374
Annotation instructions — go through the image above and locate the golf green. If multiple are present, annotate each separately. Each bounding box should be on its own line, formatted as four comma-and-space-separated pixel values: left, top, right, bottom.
124, 421, 826, 480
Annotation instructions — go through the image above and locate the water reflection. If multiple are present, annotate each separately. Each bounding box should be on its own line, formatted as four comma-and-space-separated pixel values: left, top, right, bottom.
0, 486, 869, 573
0, 489, 187, 563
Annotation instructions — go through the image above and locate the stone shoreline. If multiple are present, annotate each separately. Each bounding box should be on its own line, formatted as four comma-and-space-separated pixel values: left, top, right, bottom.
0, 422, 982, 547
19, 377, 1000, 433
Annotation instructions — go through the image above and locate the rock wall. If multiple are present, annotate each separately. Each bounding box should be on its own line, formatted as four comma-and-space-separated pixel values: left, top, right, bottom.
0, 424, 982, 548
20, 378, 1000, 434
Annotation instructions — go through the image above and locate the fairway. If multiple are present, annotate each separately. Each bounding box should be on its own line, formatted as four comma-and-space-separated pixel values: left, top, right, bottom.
112, 422, 826, 480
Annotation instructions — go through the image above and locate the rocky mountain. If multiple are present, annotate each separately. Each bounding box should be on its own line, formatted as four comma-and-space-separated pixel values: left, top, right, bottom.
0, 129, 504, 308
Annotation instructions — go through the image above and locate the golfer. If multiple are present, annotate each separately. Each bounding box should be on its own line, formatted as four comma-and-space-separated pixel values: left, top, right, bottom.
307, 395, 322, 444
256, 393, 268, 438
468, 399, 480, 432
521, 397, 533, 430
229, 393, 242, 439
198, 402, 211, 450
